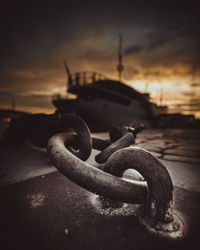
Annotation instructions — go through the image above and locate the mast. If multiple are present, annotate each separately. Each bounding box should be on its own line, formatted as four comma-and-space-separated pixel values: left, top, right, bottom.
117, 34, 124, 81
64, 61, 72, 91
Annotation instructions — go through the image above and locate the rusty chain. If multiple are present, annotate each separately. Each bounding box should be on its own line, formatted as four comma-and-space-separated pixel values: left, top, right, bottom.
47, 113, 183, 237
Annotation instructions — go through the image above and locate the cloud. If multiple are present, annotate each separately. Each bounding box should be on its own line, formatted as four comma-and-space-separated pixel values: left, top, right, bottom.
0, 89, 55, 113
147, 23, 191, 51
0, 0, 200, 116
124, 45, 144, 55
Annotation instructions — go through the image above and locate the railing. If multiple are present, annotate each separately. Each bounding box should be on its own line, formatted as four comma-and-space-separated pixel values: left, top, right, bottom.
68, 71, 108, 86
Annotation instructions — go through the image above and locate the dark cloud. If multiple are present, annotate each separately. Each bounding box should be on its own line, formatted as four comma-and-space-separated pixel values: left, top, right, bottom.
124, 45, 144, 55
147, 23, 200, 52
0, 0, 200, 114
1, 1, 199, 67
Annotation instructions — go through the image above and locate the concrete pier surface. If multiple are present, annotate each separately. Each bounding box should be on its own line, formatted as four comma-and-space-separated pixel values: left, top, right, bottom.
0, 128, 200, 250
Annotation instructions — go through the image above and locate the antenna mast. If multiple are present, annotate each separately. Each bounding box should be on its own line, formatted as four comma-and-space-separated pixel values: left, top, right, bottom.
64, 61, 72, 91
117, 34, 124, 81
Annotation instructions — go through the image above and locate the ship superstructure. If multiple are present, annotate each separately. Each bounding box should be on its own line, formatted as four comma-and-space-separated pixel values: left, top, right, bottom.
52, 36, 166, 131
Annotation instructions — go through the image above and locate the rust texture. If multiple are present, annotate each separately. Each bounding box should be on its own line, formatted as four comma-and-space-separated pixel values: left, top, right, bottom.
47, 114, 174, 223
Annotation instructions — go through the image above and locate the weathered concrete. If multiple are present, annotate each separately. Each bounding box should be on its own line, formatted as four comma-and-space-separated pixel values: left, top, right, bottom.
0, 128, 200, 249
0, 171, 199, 250
0, 141, 56, 187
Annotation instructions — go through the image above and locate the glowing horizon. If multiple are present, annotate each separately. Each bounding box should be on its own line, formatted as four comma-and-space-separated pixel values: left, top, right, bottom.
0, 1, 199, 119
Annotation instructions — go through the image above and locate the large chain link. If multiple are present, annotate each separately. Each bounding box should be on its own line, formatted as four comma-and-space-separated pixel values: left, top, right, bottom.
47, 114, 183, 238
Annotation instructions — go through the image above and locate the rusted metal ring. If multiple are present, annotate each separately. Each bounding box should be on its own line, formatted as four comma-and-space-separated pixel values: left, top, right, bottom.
103, 147, 174, 222
57, 114, 92, 161
47, 131, 174, 223
46, 115, 184, 238
29, 113, 92, 157
47, 132, 148, 204
47, 114, 174, 223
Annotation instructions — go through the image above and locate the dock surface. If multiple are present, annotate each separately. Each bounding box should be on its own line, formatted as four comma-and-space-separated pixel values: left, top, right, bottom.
0, 129, 200, 250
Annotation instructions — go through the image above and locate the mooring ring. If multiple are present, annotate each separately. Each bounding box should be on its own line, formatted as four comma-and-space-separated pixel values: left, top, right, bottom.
47, 132, 148, 204
46, 114, 184, 238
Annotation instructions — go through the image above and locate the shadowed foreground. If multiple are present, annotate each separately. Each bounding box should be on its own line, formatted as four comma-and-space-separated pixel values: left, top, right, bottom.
0, 128, 200, 250
0, 171, 200, 250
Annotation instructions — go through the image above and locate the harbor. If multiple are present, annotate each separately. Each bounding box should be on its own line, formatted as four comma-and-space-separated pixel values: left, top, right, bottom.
1, 1, 200, 249
0, 35, 199, 250
0, 38, 199, 249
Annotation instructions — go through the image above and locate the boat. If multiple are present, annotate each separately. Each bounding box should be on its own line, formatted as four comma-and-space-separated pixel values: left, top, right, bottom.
52, 36, 167, 131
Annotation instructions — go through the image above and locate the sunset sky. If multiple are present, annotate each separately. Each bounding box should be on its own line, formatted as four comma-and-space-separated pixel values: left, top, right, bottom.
0, 1, 200, 117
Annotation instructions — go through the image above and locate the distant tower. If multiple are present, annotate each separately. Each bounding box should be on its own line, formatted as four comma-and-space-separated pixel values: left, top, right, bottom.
117, 34, 124, 81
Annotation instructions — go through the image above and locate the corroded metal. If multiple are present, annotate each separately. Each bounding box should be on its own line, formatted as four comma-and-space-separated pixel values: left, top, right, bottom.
46, 114, 183, 238
95, 133, 135, 163
47, 132, 148, 204
92, 137, 111, 151
47, 131, 174, 222
95, 123, 145, 163
29, 113, 92, 151
109, 123, 145, 142
103, 147, 174, 222
48, 135, 172, 221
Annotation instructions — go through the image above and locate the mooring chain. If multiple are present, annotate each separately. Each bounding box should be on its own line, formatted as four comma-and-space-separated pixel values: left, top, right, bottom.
47, 114, 183, 238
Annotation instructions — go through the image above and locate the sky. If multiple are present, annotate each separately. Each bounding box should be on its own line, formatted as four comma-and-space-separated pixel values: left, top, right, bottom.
0, 0, 200, 117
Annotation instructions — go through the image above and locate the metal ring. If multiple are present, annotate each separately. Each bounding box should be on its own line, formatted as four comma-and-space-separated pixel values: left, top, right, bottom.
58, 114, 92, 161
47, 114, 173, 223
103, 147, 173, 222
47, 131, 174, 223
47, 132, 148, 204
